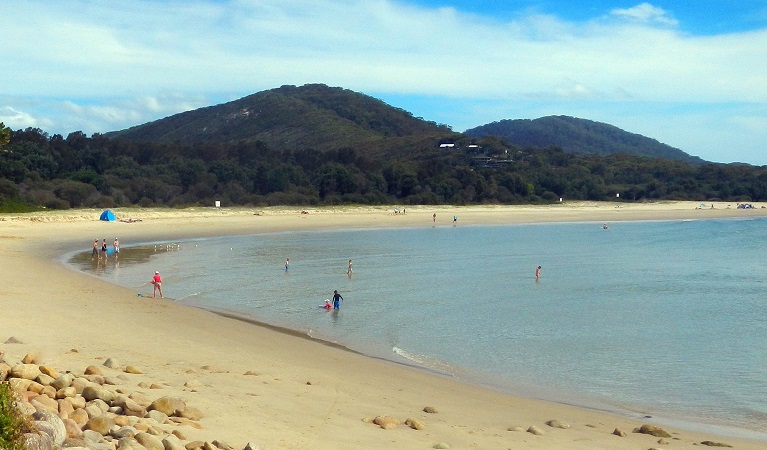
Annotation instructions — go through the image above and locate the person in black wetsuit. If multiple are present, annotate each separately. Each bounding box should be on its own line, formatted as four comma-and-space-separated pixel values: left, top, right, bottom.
332, 290, 344, 309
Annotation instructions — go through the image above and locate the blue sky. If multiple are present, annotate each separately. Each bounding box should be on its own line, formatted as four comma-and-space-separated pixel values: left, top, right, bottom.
1, 1, 766, 164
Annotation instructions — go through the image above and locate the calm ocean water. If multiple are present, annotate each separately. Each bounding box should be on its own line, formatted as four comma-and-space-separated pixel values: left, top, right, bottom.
69, 218, 767, 438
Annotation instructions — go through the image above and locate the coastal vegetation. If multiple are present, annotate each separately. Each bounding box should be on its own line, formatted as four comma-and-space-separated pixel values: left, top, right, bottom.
3, 127, 767, 211
1, 85, 766, 211
0, 122, 10, 148
0, 381, 30, 450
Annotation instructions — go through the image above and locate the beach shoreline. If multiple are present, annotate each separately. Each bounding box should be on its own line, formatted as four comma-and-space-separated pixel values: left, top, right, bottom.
3, 201, 767, 449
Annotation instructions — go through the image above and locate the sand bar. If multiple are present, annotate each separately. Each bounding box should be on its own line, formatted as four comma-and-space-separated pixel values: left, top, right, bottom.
2, 201, 767, 449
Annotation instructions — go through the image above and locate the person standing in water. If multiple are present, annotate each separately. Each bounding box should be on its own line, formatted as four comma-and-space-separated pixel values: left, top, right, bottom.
535, 265, 542, 281
347, 259, 353, 275
113, 238, 120, 259
151, 271, 163, 298
332, 290, 344, 309
285, 258, 290, 271
101, 239, 108, 261
92, 239, 100, 260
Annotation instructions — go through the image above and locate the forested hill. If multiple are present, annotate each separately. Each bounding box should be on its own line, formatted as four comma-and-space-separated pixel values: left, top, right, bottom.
465, 116, 706, 165
111, 85, 704, 165
10, 83, 767, 212
107, 84, 452, 151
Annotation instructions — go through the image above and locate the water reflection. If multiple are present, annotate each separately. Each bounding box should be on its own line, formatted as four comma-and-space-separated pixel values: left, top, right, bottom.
70, 242, 180, 276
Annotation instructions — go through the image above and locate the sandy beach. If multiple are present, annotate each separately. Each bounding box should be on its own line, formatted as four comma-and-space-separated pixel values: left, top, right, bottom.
2, 201, 767, 450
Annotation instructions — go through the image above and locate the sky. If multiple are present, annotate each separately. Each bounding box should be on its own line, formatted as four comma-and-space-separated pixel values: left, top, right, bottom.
1, 0, 766, 165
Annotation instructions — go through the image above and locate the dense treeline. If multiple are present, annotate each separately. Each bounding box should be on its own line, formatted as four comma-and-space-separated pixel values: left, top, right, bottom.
1, 126, 767, 211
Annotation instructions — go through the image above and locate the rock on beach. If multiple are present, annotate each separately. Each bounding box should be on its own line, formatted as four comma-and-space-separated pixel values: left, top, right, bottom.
635, 424, 672, 438
11, 363, 42, 380
405, 418, 426, 430
124, 365, 144, 374
148, 396, 186, 416
0, 357, 249, 450
372, 416, 401, 430
545, 419, 570, 429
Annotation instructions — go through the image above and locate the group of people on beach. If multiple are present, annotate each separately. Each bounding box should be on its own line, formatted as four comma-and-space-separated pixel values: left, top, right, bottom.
91, 238, 119, 261
87, 237, 161, 298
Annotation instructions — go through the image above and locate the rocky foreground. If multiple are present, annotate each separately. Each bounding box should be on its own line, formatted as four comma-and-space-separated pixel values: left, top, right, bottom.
0, 347, 258, 450
1, 342, 742, 450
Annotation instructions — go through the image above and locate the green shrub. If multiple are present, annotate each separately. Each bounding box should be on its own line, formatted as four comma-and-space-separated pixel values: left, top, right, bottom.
0, 382, 30, 450
0, 198, 40, 213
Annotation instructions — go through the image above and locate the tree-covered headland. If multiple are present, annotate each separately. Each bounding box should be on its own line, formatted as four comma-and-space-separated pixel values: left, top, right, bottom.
1, 84, 766, 211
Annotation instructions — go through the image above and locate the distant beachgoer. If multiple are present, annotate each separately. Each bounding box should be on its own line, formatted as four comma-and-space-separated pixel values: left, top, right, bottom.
91, 239, 99, 260
347, 259, 353, 275
602, 223, 608, 230
113, 238, 120, 258
535, 265, 541, 281
101, 239, 108, 260
332, 290, 344, 309
323, 299, 332, 309
453, 215, 457, 224
433, 213, 436, 223
285, 258, 290, 271
151, 271, 163, 298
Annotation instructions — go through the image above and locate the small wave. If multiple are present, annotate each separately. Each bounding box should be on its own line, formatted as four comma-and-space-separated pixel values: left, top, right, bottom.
392, 346, 456, 376
175, 291, 204, 301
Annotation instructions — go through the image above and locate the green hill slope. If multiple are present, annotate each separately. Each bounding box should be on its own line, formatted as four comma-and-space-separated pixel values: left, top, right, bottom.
107, 84, 452, 152
465, 115, 705, 165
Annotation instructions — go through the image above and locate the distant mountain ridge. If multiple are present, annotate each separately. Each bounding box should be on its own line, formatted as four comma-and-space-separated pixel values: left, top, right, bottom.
107, 84, 452, 152
108, 84, 703, 164
465, 116, 705, 165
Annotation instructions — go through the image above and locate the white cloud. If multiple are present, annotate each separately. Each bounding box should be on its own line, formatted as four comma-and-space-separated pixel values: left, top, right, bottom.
1, 0, 764, 103
0, 106, 51, 130
56, 93, 211, 133
0, 0, 765, 163
63, 101, 141, 126
129, 93, 208, 116
609, 3, 678, 26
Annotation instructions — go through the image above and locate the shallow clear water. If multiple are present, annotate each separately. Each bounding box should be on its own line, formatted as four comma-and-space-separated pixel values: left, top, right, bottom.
69, 218, 767, 436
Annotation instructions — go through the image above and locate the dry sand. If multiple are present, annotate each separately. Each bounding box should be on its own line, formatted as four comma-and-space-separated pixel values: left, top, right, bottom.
2, 201, 767, 449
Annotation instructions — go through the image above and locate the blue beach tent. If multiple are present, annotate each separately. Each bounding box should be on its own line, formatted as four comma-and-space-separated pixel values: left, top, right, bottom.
99, 210, 116, 221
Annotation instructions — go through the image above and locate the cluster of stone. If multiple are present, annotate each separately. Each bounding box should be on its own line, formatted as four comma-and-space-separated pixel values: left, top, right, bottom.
0, 351, 258, 450
364, 414, 449, 448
